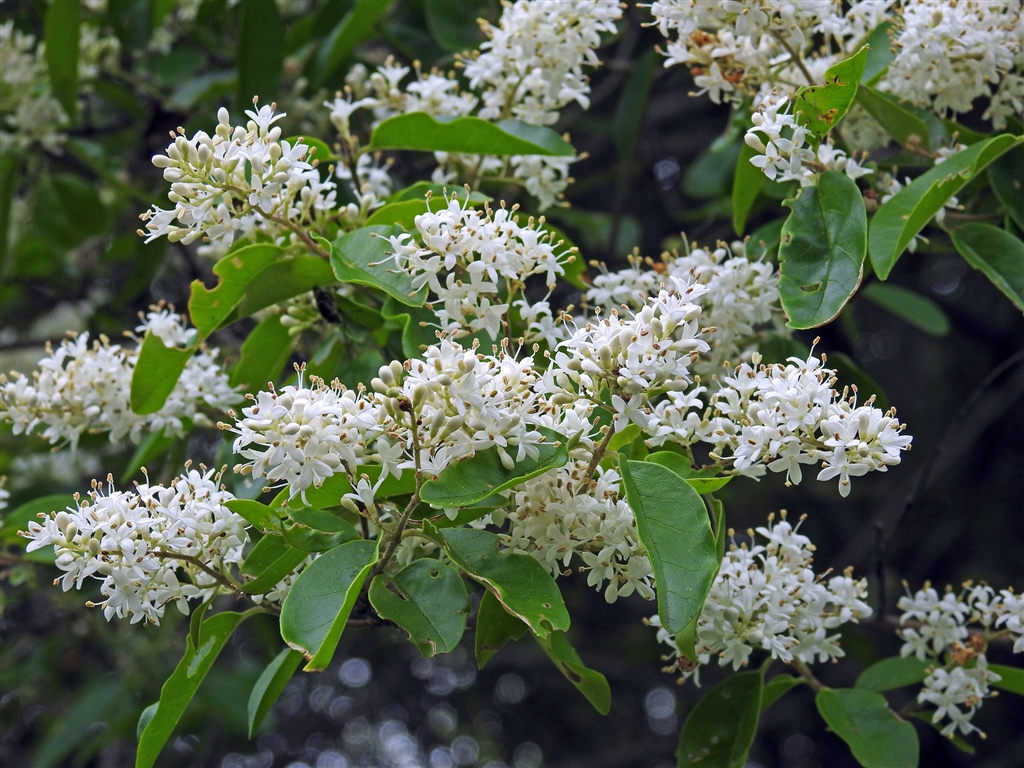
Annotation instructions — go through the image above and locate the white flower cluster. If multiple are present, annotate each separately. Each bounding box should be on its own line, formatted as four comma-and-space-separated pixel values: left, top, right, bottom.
0, 476, 8, 513
652, 514, 872, 679
22, 466, 248, 624
140, 104, 337, 257
586, 241, 784, 375
885, 0, 1023, 130
898, 583, 1023, 737
1, 308, 240, 448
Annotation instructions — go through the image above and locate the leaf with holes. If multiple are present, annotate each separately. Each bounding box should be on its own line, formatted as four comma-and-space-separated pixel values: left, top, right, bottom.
793, 46, 868, 137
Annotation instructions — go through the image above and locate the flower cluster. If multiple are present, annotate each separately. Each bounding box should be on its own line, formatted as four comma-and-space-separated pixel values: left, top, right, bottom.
22, 466, 248, 624
652, 513, 872, 680
898, 583, 1023, 736
140, 104, 337, 256
1, 308, 239, 449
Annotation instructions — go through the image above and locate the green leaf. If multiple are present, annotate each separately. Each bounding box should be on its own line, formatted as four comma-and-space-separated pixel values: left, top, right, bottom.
136, 610, 256, 768
388, 182, 492, 203
367, 113, 574, 157
950, 222, 1024, 311
677, 671, 763, 768
613, 49, 656, 159
869, 134, 1024, 279
861, 283, 950, 336
239, 538, 309, 595
189, 600, 211, 652
619, 461, 719, 638
230, 313, 295, 391
779, 171, 867, 329
280, 539, 378, 670
815, 688, 919, 768
34, 677, 130, 768
645, 452, 733, 494
33, 174, 107, 249
747, 217, 785, 261
189, 244, 283, 339
424, 0, 487, 52
364, 199, 433, 230
474, 588, 527, 668
129, 333, 196, 415
136, 703, 157, 742
732, 142, 764, 236
684, 129, 741, 200
314, 0, 392, 85
247, 647, 303, 737
420, 428, 573, 508
280, 508, 359, 552
988, 663, 1024, 696
1, 494, 74, 544
368, 559, 469, 656
988, 145, 1024, 231
234, 256, 337, 318
440, 528, 570, 638
793, 46, 869, 136
854, 86, 945, 151
907, 711, 975, 754
861, 22, 895, 85
761, 674, 803, 711
285, 136, 336, 163
237, 0, 284, 109
225, 500, 278, 533
44, 0, 80, 123
121, 427, 180, 483
534, 630, 611, 715
828, 352, 889, 412
855, 656, 931, 692
329, 226, 427, 306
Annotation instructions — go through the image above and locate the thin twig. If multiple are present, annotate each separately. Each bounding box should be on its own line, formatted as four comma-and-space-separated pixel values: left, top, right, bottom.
770, 30, 816, 86
583, 426, 616, 486
790, 657, 823, 692
151, 550, 240, 591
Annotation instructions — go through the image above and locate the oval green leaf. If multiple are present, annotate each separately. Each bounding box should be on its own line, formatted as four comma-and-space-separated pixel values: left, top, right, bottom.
367, 113, 574, 157
761, 674, 803, 711
645, 451, 733, 494
677, 670, 763, 768
855, 655, 931, 692
793, 45, 868, 137
129, 333, 197, 415
247, 647, 303, 737
225, 500, 277, 533
230, 313, 295, 391
329, 226, 427, 306
234, 256, 337, 318
861, 282, 950, 336
474, 588, 528, 668
950, 222, 1024, 311
239, 538, 309, 595
732, 141, 764, 236
44, 0, 80, 123
815, 687, 919, 768
988, 663, 1024, 696
189, 244, 283, 339
988, 145, 1024, 232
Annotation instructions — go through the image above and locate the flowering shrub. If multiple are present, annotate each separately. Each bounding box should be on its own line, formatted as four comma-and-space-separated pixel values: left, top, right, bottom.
1, 1, 1022, 767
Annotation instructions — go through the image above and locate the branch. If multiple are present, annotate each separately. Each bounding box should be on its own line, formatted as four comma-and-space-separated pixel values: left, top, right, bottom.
151, 550, 240, 591
790, 657, 824, 692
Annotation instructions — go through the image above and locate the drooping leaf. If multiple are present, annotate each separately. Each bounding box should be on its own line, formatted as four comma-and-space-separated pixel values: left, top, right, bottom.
225, 500, 277, 533
950, 222, 1024, 311
855, 656, 931, 692
645, 451, 733, 494
188, 244, 283, 339
44, 0, 81, 123
869, 134, 1024, 280
329, 226, 427, 306
815, 688, 919, 768
619, 461, 719, 639
367, 113, 574, 157
440, 528, 570, 638
778, 171, 867, 329
314, 0, 392, 85
136, 610, 256, 768
230, 313, 295, 391
247, 648, 303, 737
533, 630, 612, 715
280, 539, 378, 670
861, 283, 950, 336
237, 0, 284, 109
474, 588, 527, 668
129, 333, 197, 415
732, 141, 764, 236
793, 46, 869, 137
988, 145, 1024, 231
761, 674, 803, 711
988, 663, 1024, 696
677, 671, 763, 768
420, 429, 573, 508
855, 86, 946, 151
368, 559, 469, 656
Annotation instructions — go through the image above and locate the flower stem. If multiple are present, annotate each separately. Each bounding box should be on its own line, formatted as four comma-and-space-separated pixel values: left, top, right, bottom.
790, 657, 823, 692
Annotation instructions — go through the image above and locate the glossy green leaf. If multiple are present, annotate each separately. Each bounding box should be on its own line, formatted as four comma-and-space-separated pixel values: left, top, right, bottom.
732, 141, 764, 236
368, 559, 469, 656
129, 333, 196, 415
534, 630, 611, 715
855, 656, 931, 692
950, 222, 1024, 311
329, 226, 427, 306
815, 688, 919, 768
44, 0, 80, 122
364, 199, 433, 230
861, 22, 895, 85
247, 648, 303, 737
1, 495, 74, 544
136, 610, 256, 768
420, 429, 573, 508
869, 134, 1024, 280
861, 283, 950, 336
367, 113, 574, 157
779, 171, 867, 328
620, 461, 719, 637
988, 663, 1024, 696
761, 674, 803, 711
440, 528, 569, 638
189, 244, 283, 339
988, 146, 1024, 231
241, 535, 291, 576
225, 500, 277, 533
281, 508, 359, 552
855, 86, 944, 151
230, 313, 295, 391
474, 588, 527, 668
280, 539, 378, 670
645, 451, 733, 494
677, 671, 762, 768
314, 0, 391, 85
234, 256, 337, 318
793, 46, 868, 136
613, 49, 656, 159
237, 0, 284, 109
239, 536, 309, 595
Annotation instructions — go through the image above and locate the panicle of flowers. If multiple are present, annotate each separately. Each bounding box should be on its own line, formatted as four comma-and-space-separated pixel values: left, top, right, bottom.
21, 465, 248, 624
0, 308, 240, 449
652, 512, 872, 681
898, 581, 1022, 737
139, 103, 337, 257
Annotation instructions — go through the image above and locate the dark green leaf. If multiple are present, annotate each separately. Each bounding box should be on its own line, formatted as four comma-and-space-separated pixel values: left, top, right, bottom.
861, 22, 895, 85
153, 0, 177, 25
440, 528, 570, 638
364, 199, 433, 230
121, 427, 180, 483
280, 539, 378, 670
613, 49, 656, 159
225, 500, 277, 533
645, 451, 733, 494
747, 217, 785, 261
793, 46, 868, 136
732, 142, 764, 236
855, 86, 946, 151
828, 352, 889, 412
988, 145, 1024, 231
44, 0, 80, 122
855, 656, 931, 692
33, 677, 128, 768
861, 283, 950, 336
619, 461, 719, 638
950, 222, 1024, 311
247, 648, 303, 737
388, 182, 492, 203
239, 538, 309, 595
474, 588, 527, 668
815, 688, 919, 768
136, 703, 157, 742
241, 535, 291, 576
189, 244, 283, 339
136, 610, 256, 768
237, 0, 284, 109
367, 113, 574, 157
684, 130, 741, 200
230, 313, 295, 391
424, 0, 487, 52
281, 508, 359, 552
758, 334, 810, 364
329, 226, 427, 306
1, 494, 73, 545
235, 256, 337, 318
779, 171, 867, 328
368, 559, 469, 656
907, 712, 975, 754
677, 671, 763, 768
33, 174, 107, 249
869, 134, 1024, 279
988, 663, 1024, 696
129, 333, 196, 415
168, 71, 236, 111
761, 674, 803, 711
420, 428, 573, 508
381, 298, 438, 357
534, 630, 611, 715
314, 0, 392, 85
284, 136, 337, 163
